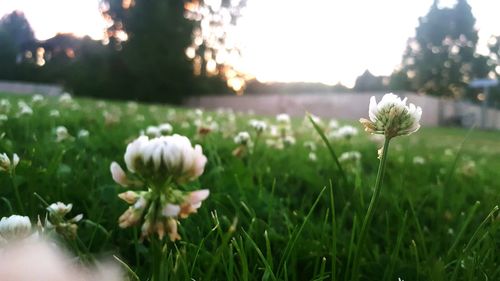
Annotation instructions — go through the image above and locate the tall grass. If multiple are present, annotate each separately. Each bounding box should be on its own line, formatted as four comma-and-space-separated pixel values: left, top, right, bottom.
0, 93, 498, 280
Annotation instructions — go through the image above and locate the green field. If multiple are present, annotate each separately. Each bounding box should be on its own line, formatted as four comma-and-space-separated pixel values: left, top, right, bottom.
0, 93, 498, 281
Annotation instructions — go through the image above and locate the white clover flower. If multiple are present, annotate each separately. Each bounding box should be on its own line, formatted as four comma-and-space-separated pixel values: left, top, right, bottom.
0, 152, 19, 173
59, 93, 72, 104
234, 131, 251, 145
360, 93, 422, 139
56, 126, 71, 142
31, 94, 44, 103
329, 125, 358, 140
339, 151, 362, 162
17, 101, 33, 116
249, 119, 267, 133
276, 113, 291, 124
308, 152, 317, 162
0, 215, 32, 241
329, 119, 339, 129
303, 141, 317, 151
124, 134, 207, 184
145, 126, 161, 138
283, 135, 296, 146
47, 202, 73, 216
77, 129, 89, 138
96, 101, 107, 108
0, 114, 8, 122
413, 156, 425, 165
0, 99, 11, 113
49, 109, 60, 117
159, 123, 173, 135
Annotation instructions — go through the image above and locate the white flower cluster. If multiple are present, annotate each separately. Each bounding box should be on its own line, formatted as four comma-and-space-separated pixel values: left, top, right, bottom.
143, 123, 173, 138
329, 125, 358, 140
360, 93, 422, 139
45, 202, 83, 239
234, 131, 251, 145
249, 119, 267, 133
111, 133, 209, 240
121, 134, 207, 184
0, 215, 32, 242
0, 152, 19, 173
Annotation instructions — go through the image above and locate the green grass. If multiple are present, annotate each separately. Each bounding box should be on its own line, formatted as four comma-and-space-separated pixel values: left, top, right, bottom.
0, 92, 498, 281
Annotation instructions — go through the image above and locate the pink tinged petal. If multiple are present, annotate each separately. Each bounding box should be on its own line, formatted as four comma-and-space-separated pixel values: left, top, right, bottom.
192, 145, 207, 179
118, 191, 139, 204
110, 162, 130, 187
162, 204, 181, 217
189, 189, 210, 204
167, 218, 180, 241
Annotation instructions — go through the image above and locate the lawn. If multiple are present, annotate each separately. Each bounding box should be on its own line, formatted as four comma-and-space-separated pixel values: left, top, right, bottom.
0, 92, 498, 281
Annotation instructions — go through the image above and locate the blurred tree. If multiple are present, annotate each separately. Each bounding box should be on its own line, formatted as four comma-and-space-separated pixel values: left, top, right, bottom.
100, 0, 244, 102
0, 11, 35, 51
0, 11, 37, 81
483, 35, 500, 105
100, 0, 197, 102
388, 69, 411, 91
184, 0, 248, 94
399, 0, 489, 98
353, 70, 387, 92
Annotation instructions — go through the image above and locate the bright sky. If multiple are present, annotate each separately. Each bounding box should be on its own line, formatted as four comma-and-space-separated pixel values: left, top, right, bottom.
1, 0, 500, 87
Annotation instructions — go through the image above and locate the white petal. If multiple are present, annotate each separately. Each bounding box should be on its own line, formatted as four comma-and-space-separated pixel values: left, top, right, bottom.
162, 204, 180, 217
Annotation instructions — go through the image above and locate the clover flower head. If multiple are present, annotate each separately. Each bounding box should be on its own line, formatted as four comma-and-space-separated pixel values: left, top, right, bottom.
78, 129, 89, 138
413, 156, 425, 165
283, 135, 296, 146
329, 119, 339, 129
0, 215, 32, 241
158, 123, 173, 135
56, 126, 72, 142
234, 131, 251, 145
47, 202, 73, 216
17, 101, 33, 116
145, 126, 161, 138
249, 119, 267, 133
50, 109, 60, 117
32, 94, 44, 103
0, 152, 19, 173
308, 152, 317, 162
339, 151, 362, 163
360, 93, 422, 139
59, 93, 72, 104
329, 125, 358, 140
276, 113, 291, 125
124, 134, 207, 184
303, 141, 317, 151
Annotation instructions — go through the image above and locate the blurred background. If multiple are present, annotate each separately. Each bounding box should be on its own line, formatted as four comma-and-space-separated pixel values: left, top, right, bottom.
1, 0, 500, 127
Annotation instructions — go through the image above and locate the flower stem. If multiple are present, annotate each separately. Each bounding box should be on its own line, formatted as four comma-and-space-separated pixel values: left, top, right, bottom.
350, 137, 391, 281
11, 172, 25, 214
152, 236, 163, 281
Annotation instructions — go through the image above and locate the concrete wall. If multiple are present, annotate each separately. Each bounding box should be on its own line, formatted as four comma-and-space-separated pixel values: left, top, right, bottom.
186, 92, 500, 129
0, 81, 63, 96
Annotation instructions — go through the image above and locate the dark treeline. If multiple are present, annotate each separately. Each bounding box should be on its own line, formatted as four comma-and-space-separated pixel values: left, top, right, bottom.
1, 0, 500, 104
0, 0, 242, 103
